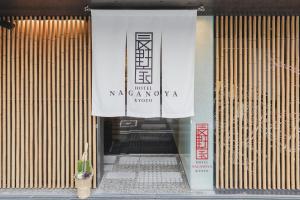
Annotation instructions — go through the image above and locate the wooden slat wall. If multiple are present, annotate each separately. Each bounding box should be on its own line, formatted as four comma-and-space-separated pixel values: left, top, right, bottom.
215, 16, 300, 189
0, 16, 97, 188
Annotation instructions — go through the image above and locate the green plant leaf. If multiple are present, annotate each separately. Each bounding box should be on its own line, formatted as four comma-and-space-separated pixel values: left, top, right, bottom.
77, 160, 84, 173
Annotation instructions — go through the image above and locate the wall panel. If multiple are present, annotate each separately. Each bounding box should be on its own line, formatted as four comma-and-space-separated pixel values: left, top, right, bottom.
215, 15, 300, 190
0, 16, 97, 188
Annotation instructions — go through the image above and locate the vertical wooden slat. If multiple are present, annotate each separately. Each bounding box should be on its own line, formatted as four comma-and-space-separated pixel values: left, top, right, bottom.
262, 16, 267, 190
248, 16, 253, 189
42, 16, 48, 188
51, 18, 57, 188
257, 16, 262, 189
60, 17, 66, 188
29, 16, 34, 188
79, 17, 84, 159
1, 16, 6, 188
243, 16, 248, 189
267, 16, 271, 189
295, 16, 300, 190
252, 16, 258, 189
215, 16, 220, 189
74, 17, 79, 186
238, 15, 243, 189
220, 16, 224, 189
11, 16, 16, 188
2, 16, 7, 188
38, 17, 43, 188
83, 17, 88, 163
15, 16, 21, 188
55, 17, 61, 188
286, 16, 291, 190
276, 16, 281, 189
33, 17, 39, 188
233, 16, 238, 189
24, 16, 30, 188
2, 17, 7, 188
224, 16, 229, 189
47, 17, 53, 188
65, 17, 70, 188
290, 16, 296, 190
229, 16, 234, 189
271, 16, 277, 189
281, 16, 286, 189
20, 17, 25, 188
7, 16, 12, 188
69, 17, 75, 188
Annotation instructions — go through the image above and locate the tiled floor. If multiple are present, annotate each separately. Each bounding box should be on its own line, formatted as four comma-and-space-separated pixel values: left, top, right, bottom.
97, 154, 190, 194
1, 154, 300, 199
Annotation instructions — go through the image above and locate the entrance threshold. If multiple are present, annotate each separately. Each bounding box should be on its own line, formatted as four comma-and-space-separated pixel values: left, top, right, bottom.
98, 154, 189, 194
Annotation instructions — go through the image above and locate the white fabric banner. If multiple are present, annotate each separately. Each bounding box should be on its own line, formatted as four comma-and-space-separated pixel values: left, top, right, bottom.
91, 11, 127, 116
91, 10, 196, 118
161, 11, 196, 118
126, 12, 162, 117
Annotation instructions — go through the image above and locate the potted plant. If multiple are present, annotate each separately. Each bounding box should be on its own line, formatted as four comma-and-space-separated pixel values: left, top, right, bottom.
75, 143, 93, 199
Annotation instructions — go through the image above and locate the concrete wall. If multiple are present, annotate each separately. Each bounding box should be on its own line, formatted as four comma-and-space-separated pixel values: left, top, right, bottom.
171, 16, 214, 190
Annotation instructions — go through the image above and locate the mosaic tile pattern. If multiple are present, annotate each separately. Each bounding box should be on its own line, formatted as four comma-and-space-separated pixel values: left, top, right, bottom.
139, 157, 177, 165
98, 154, 189, 194
137, 172, 183, 183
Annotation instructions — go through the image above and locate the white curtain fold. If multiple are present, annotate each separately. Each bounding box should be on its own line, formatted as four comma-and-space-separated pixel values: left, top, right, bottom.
91, 11, 127, 116
161, 11, 196, 118
126, 12, 162, 117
